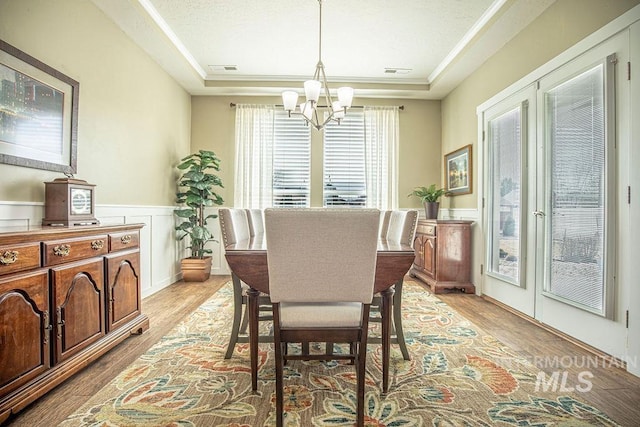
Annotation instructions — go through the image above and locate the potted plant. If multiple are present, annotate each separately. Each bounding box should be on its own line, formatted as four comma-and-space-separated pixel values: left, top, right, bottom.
408, 184, 446, 219
174, 150, 224, 282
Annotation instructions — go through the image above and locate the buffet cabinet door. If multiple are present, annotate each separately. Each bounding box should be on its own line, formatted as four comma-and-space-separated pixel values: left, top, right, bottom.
50, 258, 105, 363
0, 270, 50, 397
105, 249, 141, 332
423, 235, 436, 279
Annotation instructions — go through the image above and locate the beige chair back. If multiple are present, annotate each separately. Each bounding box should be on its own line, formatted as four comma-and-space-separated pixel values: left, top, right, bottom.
265, 208, 379, 304
245, 209, 265, 237
219, 208, 251, 248
386, 210, 418, 247
379, 210, 392, 239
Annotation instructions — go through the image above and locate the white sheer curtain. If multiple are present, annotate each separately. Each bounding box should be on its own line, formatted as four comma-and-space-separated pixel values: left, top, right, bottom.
234, 104, 274, 208
364, 106, 399, 210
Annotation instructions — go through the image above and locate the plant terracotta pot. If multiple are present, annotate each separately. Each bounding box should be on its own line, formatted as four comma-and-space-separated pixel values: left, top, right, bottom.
181, 256, 212, 282
424, 202, 440, 220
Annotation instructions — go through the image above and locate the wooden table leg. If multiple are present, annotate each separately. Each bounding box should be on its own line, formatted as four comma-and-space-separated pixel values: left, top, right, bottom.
247, 287, 259, 391
393, 279, 411, 361
380, 286, 394, 394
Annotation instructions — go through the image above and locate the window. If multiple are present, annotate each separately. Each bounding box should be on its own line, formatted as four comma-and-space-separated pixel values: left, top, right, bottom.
273, 111, 311, 207
234, 104, 398, 210
323, 111, 366, 207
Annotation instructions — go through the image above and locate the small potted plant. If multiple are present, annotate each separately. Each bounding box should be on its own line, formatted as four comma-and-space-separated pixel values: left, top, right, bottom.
408, 184, 446, 219
174, 150, 224, 281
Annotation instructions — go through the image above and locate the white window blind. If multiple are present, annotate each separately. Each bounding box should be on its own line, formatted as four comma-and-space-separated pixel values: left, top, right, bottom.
323, 111, 366, 207
273, 110, 311, 207
545, 63, 609, 313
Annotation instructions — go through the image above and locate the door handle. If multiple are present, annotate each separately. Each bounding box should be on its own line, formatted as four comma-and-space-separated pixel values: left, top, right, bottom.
532, 210, 545, 217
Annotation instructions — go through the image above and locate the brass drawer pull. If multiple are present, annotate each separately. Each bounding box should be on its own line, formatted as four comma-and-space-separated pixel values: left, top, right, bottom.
91, 240, 105, 250
53, 244, 71, 257
0, 250, 19, 265
121, 235, 132, 244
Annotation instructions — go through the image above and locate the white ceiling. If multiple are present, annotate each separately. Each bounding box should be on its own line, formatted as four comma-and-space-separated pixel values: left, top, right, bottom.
91, 0, 555, 99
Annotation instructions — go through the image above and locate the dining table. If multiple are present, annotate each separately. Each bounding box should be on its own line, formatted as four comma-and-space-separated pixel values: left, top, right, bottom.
224, 233, 415, 394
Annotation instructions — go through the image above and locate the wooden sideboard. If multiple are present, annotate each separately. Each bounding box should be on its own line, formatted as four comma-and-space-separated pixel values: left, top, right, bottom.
410, 219, 475, 294
0, 224, 148, 422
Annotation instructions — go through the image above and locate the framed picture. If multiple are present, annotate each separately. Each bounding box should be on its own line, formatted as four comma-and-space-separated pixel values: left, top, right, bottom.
444, 144, 472, 196
0, 39, 79, 173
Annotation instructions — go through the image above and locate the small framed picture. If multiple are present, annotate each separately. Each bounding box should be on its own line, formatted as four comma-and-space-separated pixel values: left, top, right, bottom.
444, 144, 472, 196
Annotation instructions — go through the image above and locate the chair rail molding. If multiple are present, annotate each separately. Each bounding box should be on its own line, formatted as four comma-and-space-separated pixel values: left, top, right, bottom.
0, 201, 228, 298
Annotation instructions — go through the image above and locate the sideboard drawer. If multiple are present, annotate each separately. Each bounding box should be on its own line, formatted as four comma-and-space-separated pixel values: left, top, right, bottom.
109, 230, 140, 252
42, 236, 109, 266
0, 243, 41, 276
416, 223, 436, 236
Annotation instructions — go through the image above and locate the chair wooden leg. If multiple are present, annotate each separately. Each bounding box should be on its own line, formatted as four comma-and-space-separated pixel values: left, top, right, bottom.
392, 280, 411, 361
380, 287, 394, 394
248, 287, 260, 391
225, 274, 244, 359
239, 302, 250, 334
273, 305, 284, 427
326, 342, 333, 355
357, 306, 370, 426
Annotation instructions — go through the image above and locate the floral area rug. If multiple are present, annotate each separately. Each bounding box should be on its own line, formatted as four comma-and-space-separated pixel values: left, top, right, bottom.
60, 280, 619, 426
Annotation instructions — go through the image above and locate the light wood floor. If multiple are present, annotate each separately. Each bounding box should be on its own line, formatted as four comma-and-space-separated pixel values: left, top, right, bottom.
5, 276, 640, 426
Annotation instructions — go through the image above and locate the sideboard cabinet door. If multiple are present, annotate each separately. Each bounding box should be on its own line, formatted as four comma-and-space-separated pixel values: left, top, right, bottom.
413, 234, 425, 270
423, 235, 436, 279
105, 249, 141, 332
51, 258, 105, 363
0, 270, 50, 397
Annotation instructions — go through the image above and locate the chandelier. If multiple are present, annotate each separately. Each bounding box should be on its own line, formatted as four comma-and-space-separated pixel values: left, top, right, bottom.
281, 0, 354, 131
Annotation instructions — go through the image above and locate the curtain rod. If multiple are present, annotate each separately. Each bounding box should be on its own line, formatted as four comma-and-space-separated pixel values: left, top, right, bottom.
229, 102, 404, 110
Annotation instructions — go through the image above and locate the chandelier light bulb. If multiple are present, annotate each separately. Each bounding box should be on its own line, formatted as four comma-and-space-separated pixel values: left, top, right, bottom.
337, 87, 354, 109
282, 91, 299, 112
332, 101, 344, 120
300, 102, 314, 120
304, 80, 321, 103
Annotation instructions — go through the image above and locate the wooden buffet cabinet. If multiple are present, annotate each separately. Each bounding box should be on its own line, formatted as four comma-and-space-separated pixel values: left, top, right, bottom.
410, 219, 475, 294
0, 224, 148, 422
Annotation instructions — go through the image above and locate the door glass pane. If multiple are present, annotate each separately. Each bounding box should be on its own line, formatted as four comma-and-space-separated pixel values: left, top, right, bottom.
545, 64, 605, 312
487, 106, 522, 284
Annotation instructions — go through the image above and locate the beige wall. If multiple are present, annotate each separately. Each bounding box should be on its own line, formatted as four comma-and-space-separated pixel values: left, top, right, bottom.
441, 0, 640, 209
191, 96, 441, 209
0, 0, 191, 206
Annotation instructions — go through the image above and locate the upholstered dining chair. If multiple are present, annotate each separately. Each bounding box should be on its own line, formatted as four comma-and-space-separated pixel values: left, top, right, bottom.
370, 209, 418, 361
219, 208, 272, 359
379, 209, 392, 238
245, 208, 264, 237
265, 208, 379, 427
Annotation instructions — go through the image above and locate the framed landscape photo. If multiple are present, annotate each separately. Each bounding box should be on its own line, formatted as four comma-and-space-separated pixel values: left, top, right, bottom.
444, 144, 472, 196
0, 39, 78, 174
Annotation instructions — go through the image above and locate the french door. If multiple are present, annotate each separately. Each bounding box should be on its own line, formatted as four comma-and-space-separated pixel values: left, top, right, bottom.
483, 86, 537, 317
482, 32, 629, 357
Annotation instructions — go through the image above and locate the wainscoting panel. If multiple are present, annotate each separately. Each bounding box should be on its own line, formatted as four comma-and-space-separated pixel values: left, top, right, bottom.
0, 201, 228, 298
